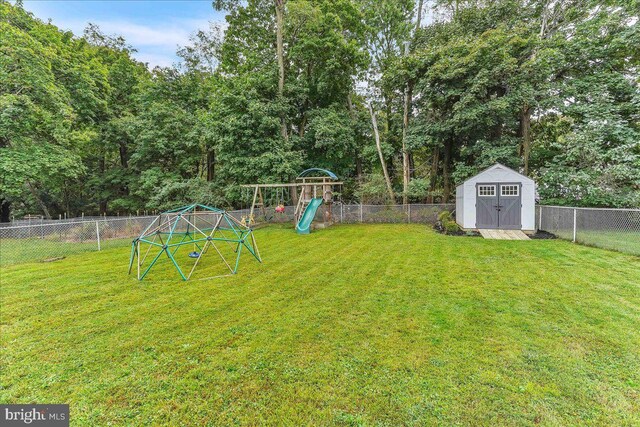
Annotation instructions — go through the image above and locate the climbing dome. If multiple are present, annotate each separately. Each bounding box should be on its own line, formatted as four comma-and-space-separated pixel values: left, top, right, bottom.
128, 204, 261, 281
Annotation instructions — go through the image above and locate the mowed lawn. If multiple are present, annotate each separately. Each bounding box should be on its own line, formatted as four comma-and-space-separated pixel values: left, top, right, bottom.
1, 224, 639, 426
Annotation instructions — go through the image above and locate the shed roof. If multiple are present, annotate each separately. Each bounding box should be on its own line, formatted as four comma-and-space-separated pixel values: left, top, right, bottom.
463, 163, 535, 185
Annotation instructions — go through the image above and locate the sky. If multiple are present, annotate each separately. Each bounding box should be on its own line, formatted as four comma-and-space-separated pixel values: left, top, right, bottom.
21, 1, 227, 68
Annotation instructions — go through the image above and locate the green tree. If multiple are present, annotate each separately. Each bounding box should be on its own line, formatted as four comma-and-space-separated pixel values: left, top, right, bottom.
1, 4, 85, 218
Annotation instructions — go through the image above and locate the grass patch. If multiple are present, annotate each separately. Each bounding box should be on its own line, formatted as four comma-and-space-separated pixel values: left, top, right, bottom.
1, 224, 639, 425
0, 238, 131, 267
576, 230, 640, 256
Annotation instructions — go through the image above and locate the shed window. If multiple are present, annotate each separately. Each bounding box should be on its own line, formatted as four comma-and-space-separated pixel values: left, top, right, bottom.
478, 185, 496, 196
501, 185, 519, 196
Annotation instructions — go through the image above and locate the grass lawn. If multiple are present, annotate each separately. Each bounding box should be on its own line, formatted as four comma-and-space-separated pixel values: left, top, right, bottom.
576, 230, 640, 257
1, 224, 639, 425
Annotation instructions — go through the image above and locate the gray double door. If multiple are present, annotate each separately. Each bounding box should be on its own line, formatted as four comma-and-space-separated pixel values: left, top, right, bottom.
476, 182, 521, 229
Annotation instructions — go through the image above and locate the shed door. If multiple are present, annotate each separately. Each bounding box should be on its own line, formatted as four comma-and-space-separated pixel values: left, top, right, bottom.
476, 184, 499, 228
498, 183, 521, 229
475, 183, 522, 229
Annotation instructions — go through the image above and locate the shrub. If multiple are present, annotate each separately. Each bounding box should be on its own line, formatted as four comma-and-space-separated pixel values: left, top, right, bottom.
438, 210, 452, 222
355, 174, 395, 205
444, 220, 460, 234
406, 178, 430, 203
435, 210, 460, 234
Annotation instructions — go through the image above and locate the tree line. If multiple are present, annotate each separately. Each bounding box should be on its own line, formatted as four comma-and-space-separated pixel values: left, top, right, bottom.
1, 0, 638, 221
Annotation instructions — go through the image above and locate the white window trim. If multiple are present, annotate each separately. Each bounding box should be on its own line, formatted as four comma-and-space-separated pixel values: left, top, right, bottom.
478, 185, 496, 197
500, 185, 519, 197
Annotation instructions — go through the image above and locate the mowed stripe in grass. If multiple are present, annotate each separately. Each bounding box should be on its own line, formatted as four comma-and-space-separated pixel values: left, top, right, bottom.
1, 224, 639, 425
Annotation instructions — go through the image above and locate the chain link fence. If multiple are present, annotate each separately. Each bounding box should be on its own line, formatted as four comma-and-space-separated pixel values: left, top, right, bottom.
0, 204, 454, 267
0, 213, 160, 228
337, 204, 455, 224
3, 203, 636, 266
239, 203, 455, 225
0, 216, 157, 266
538, 205, 640, 256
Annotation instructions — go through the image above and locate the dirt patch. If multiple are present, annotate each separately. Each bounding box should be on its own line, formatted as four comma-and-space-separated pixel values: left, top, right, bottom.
529, 230, 557, 239
433, 222, 481, 237
42, 256, 66, 262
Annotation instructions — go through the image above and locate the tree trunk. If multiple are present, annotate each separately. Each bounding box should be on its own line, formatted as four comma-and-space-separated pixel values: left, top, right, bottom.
98, 155, 107, 214
409, 153, 415, 179
401, 0, 424, 205
442, 140, 452, 203
520, 105, 531, 175
428, 147, 439, 203
384, 97, 392, 135
368, 103, 395, 204
347, 93, 362, 180
119, 142, 128, 168
64, 183, 71, 218
275, 0, 288, 141
26, 181, 52, 219
298, 112, 307, 138
118, 143, 130, 196
416, 0, 424, 31
0, 199, 10, 223
206, 149, 215, 181
401, 81, 413, 204
539, 1, 549, 38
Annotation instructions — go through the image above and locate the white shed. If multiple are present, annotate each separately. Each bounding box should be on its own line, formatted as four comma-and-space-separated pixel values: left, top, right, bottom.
455, 163, 536, 233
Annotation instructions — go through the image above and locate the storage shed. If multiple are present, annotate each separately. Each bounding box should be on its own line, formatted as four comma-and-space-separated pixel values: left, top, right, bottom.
455, 163, 536, 233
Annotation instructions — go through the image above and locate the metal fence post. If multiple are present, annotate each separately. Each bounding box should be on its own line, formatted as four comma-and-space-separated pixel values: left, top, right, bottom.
572, 208, 577, 243
360, 204, 363, 223
340, 204, 343, 223
96, 221, 101, 251
408, 204, 411, 223
538, 205, 542, 231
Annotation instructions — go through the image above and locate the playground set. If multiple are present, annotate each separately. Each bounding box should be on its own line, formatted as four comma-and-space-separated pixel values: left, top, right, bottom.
241, 168, 342, 234
129, 169, 339, 281
129, 204, 261, 281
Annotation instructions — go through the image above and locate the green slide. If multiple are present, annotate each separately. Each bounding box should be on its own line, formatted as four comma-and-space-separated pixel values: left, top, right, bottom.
296, 197, 323, 234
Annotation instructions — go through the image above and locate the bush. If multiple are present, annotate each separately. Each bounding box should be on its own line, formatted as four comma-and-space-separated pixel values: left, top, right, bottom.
438, 210, 452, 222
406, 178, 429, 203
444, 220, 460, 234
355, 174, 395, 205
435, 210, 460, 235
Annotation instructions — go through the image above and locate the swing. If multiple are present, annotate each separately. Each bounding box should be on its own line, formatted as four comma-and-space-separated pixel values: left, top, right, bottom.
261, 187, 274, 222
241, 187, 255, 225
188, 214, 201, 258
275, 187, 286, 213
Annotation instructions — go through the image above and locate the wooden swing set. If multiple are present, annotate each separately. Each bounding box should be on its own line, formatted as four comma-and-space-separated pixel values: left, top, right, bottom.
241, 169, 342, 232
